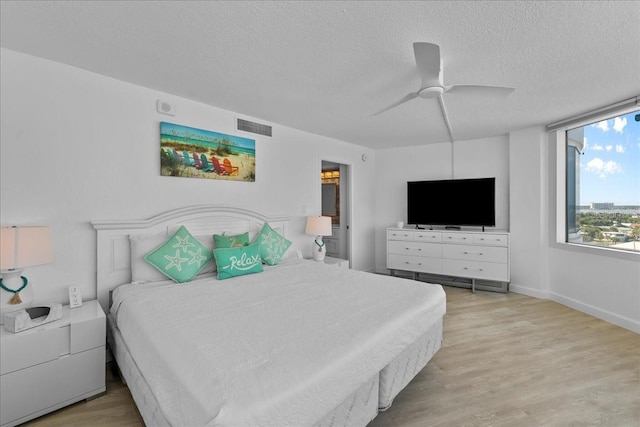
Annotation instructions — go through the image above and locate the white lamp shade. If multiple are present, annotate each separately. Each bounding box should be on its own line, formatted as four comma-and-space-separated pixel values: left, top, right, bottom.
0, 226, 53, 271
305, 216, 332, 237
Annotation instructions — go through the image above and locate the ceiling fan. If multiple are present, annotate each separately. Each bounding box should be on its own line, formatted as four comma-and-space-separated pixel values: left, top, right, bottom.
373, 42, 515, 142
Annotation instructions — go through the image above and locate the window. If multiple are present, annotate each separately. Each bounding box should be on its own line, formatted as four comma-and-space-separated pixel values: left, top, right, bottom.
565, 109, 640, 253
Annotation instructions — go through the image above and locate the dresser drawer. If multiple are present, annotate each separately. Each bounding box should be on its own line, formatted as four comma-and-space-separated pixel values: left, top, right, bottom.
388, 254, 442, 274
442, 232, 474, 244
414, 231, 441, 242
442, 259, 509, 281
387, 230, 415, 241
442, 244, 508, 264
388, 241, 442, 258
473, 233, 509, 246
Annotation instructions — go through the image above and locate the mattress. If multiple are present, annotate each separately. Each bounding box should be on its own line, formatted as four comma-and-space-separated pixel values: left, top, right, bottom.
111, 258, 446, 426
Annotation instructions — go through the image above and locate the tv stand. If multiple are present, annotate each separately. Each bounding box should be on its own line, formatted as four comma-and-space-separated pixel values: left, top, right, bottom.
386, 227, 510, 293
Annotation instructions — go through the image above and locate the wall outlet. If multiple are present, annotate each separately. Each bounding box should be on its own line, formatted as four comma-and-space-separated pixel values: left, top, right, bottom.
296, 250, 303, 259
68, 285, 83, 308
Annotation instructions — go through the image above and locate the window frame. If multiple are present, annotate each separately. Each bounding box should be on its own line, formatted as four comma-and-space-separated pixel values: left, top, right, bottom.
549, 98, 640, 261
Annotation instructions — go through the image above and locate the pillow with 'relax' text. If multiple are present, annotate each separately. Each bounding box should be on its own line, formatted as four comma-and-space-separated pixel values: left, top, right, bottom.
214, 243, 263, 280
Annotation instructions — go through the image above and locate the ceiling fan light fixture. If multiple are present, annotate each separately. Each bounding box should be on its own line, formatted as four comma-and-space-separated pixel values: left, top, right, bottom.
418, 86, 444, 99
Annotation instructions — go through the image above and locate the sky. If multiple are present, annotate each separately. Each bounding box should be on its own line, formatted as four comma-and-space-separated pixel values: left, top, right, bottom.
580, 110, 640, 206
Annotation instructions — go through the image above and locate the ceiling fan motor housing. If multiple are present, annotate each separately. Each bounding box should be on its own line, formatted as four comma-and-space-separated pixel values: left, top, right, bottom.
418, 86, 444, 98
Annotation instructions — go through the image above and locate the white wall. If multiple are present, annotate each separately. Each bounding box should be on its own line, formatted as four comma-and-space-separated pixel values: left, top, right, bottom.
373, 136, 510, 272
510, 125, 639, 333
0, 48, 377, 306
375, 124, 639, 333
508, 126, 549, 297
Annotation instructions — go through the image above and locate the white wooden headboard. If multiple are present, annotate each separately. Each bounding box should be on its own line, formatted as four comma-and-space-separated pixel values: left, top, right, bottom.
91, 205, 291, 313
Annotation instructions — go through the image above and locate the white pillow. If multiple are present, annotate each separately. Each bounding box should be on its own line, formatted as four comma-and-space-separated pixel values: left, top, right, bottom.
129, 232, 216, 283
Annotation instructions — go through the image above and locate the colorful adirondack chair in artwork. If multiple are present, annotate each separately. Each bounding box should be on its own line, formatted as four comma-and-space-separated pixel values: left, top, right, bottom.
192, 152, 203, 169
210, 156, 228, 175
223, 158, 239, 176
199, 154, 215, 172
182, 150, 195, 166
172, 149, 183, 161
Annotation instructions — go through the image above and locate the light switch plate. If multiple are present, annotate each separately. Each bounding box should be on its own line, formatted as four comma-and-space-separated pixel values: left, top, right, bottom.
68, 285, 83, 308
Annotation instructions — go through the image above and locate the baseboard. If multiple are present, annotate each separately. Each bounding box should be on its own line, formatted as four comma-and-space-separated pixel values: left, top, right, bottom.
508, 284, 549, 299
549, 292, 640, 334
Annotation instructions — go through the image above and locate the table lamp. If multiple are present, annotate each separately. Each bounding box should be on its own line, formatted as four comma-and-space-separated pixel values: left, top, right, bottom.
305, 216, 332, 261
0, 226, 53, 321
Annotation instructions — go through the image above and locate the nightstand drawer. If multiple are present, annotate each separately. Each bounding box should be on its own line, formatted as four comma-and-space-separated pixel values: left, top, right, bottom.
0, 346, 105, 426
1, 325, 70, 375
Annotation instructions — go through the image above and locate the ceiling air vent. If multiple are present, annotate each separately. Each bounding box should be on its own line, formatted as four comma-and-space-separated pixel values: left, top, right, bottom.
237, 118, 272, 137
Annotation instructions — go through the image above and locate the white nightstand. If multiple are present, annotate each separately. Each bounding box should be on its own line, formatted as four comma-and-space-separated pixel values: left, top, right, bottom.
0, 300, 106, 427
322, 256, 350, 269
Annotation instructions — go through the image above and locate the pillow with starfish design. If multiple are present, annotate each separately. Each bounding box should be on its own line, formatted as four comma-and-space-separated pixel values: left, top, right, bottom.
144, 225, 214, 283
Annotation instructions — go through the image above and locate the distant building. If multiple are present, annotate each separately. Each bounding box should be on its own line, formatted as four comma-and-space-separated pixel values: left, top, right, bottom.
603, 231, 628, 242
590, 202, 614, 210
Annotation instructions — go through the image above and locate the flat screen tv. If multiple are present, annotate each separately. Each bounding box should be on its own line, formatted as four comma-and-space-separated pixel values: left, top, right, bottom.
407, 177, 496, 229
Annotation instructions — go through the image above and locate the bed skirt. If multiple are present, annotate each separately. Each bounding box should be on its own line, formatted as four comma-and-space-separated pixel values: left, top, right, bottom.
378, 317, 443, 410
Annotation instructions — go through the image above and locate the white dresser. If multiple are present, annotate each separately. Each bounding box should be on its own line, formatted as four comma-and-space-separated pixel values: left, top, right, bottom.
387, 228, 510, 292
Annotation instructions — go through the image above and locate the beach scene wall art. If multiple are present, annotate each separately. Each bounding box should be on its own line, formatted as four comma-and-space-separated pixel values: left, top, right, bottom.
160, 122, 256, 181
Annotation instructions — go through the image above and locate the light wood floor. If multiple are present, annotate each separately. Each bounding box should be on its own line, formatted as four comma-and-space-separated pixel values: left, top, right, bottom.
23, 286, 640, 427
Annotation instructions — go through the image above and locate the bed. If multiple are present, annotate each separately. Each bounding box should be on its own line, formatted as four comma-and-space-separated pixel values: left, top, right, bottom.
92, 205, 446, 426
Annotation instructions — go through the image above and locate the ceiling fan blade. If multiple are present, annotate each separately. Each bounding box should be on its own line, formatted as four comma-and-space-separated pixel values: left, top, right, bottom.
371, 92, 419, 116
437, 95, 455, 143
413, 42, 442, 87
444, 84, 515, 97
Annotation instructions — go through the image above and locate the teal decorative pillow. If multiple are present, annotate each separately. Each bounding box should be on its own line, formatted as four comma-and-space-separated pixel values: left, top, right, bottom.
214, 243, 263, 280
144, 226, 214, 283
253, 222, 292, 266
213, 232, 250, 249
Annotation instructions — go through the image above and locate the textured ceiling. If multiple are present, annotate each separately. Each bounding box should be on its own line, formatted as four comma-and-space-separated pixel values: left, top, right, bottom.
1, 1, 639, 149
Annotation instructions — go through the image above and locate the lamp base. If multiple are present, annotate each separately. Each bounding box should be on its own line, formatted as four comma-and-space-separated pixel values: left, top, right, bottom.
0, 271, 34, 325
312, 237, 327, 262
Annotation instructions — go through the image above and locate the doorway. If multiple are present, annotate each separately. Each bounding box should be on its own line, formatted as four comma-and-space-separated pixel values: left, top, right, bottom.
321, 160, 351, 263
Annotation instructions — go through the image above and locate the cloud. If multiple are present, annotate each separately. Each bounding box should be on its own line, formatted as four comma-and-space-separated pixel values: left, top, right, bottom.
613, 116, 627, 133
605, 145, 613, 152
591, 143, 604, 151
594, 120, 609, 132
584, 157, 622, 179
616, 144, 625, 153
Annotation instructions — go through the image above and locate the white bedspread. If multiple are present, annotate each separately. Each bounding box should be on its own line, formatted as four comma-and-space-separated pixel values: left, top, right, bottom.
111, 258, 446, 427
